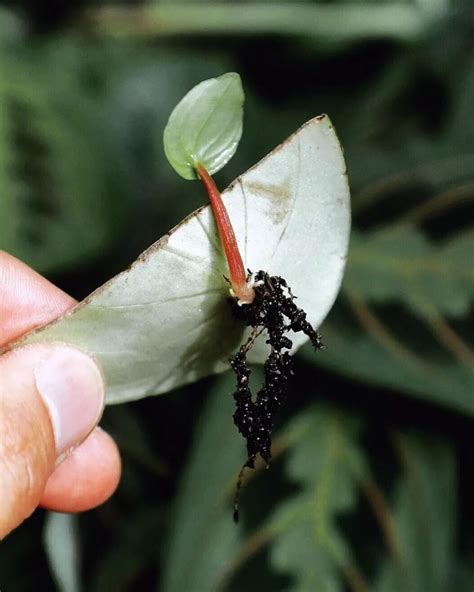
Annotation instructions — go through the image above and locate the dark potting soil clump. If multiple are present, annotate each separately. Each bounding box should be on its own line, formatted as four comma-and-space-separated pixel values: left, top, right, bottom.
229, 270, 323, 521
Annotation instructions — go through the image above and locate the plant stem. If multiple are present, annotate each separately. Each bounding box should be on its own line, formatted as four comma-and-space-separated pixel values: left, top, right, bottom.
196, 162, 255, 304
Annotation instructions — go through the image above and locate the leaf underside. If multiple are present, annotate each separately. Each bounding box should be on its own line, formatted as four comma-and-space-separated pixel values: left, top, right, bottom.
9, 115, 350, 404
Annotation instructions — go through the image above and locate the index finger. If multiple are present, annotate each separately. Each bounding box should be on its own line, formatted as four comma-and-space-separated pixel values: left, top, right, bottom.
0, 251, 76, 347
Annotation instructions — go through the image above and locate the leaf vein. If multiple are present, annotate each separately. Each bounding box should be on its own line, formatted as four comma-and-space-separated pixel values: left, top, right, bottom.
270, 135, 301, 262
90, 288, 223, 310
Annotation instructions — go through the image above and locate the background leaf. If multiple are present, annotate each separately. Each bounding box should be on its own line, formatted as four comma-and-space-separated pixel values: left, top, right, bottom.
90, 507, 162, 592
0, 47, 124, 274
267, 407, 367, 591
346, 226, 474, 319
160, 371, 246, 592
374, 433, 457, 592
310, 306, 474, 415
43, 513, 80, 592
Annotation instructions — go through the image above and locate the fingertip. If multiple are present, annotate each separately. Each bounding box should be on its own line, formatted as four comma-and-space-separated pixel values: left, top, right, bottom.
40, 428, 121, 513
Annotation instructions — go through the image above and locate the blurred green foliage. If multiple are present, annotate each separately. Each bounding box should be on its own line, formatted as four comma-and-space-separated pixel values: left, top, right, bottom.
0, 1, 473, 590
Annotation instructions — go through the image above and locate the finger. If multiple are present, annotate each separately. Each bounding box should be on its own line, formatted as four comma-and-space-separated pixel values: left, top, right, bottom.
0, 251, 76, 347
40, 427, 121, 512
0, 343, 104, 538
0, 253, 120, 525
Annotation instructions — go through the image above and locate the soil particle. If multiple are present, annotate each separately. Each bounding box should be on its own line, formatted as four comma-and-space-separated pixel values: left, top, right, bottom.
229, 270, 323, 520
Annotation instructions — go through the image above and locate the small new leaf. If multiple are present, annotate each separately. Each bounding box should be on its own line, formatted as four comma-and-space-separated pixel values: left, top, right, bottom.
163, 72, 244, 180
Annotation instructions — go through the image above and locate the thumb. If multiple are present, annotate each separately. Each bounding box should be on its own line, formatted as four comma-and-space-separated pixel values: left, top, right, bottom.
0, 343, 104, 537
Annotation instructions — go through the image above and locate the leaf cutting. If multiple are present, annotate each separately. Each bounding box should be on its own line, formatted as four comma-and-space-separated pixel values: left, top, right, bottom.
163, 73, 347, 520
7, 73, 350, 517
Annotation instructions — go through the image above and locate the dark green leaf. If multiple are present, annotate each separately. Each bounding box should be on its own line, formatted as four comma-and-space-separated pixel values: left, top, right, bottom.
0, 49, 122, 274
375, 433, 457, 592
307, 305, 474, 415
160, 371, 246, 592
267, 406, 367, 590
346, 226, 474, 319
91, 507, 162, 592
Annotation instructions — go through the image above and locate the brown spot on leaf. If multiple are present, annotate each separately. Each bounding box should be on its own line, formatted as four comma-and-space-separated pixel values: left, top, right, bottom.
245, 179, 292, 225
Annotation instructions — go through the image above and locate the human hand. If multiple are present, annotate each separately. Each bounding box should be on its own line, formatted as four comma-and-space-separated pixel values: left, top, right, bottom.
0, 251, 121, 538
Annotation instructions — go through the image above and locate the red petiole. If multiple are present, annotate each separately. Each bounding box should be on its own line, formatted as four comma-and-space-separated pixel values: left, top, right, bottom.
196, 162, 255, 304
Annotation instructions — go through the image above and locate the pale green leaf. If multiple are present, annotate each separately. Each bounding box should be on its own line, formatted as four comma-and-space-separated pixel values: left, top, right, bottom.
8, 115, 350, 404
163, 72, 244, 179
43, 512, 80, 592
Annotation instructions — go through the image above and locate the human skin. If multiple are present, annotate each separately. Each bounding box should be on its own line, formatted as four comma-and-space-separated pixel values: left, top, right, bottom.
0, 251, 121, 538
